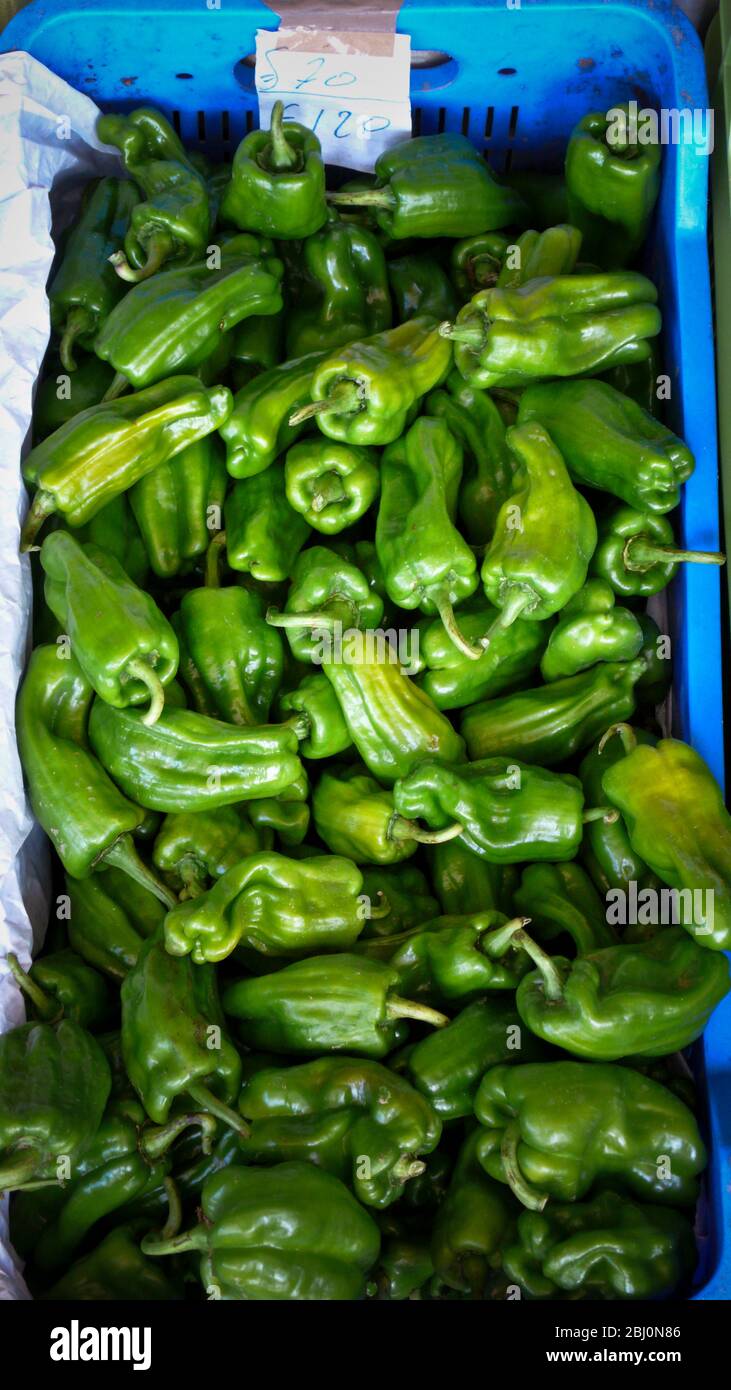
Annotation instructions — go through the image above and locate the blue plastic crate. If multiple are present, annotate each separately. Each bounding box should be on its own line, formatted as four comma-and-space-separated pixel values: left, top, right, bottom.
2, 0, 729, 1299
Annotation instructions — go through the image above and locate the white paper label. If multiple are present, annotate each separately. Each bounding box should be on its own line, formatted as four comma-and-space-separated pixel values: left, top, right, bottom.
255, 29, 412, 172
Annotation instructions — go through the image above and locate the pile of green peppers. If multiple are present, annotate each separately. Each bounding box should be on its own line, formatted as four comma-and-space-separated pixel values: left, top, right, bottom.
4, 99, 729, 1304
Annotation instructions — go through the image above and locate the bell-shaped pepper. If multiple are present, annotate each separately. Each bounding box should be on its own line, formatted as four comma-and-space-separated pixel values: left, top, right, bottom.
513, 861, 616, 955
121, 932, 247, 1136
480, 421, 597, 640
370, 1227, 435, 1301
565, 105, 662, 268
360, 912, 539, 1004
266, 544, 384, 664
0, 1019, 111, 1191
578, 728, 660, 896
393, 757, 590, 863
359, 865, 438, 937
442, 272, 661, 389
222, 953, 448, 1058
413, 600, 549, 711
591, 504, 725, 597
230, 309, 284, 388
222, 463, 310, 583
517, 379, 694, 514
66, 868, 165, 981
21, 376, 232, 551
238, 1057, 441, 1210
94, 236, 283, 395
516, 927, 730, 1062
49, 177, 138, 370
33, 354, 116, 441
220, 349, 327, 478
41, 532, 178, 725
461, 658, 647, 766
289, 317, 452, 446
221, 101, 327, 240
6, 949, 111, 1032
87, 698, 306, 813
408, 996, 549, 1122
430, 838, 518, 917
96, 106, 211, 281
70, 493, 149, 587
430, 1130, 516, 1298
141, 1162, 380, 1300
128, 433, 227, 579
277, 673, 352, 760
495, 223, 583, 290
601, 340, 662, 414
375, 416, 480, 658
388, 253, 457, 323
450, 233, 511, 302
246, 773, 311, 849
503, 1192, 694, 1301
152, 805, 272, 900
286, 215, 392, 359
284, 438, 380, 534
425, 372, 514, 546
600, 726, 731, 951
174, 585, 284, 726
42, 1220, 184, 1301
16, 646, 175, 904
163, 851, 371, 964
312, 765, 461, 866
539, 577, 644, 681
327, 133, 526, 239
474, 1061, 705, 1210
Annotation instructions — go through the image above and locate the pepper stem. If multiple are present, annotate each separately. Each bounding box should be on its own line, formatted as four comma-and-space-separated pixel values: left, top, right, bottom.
511, 928, 564, 1002
205, 530, 227, 588
263, 100, 300, 172
438, 319, 487, 349
598, 722, 637, 756
471, 254, 502, 289
367, 893, 391, 920
187, 1081, 250, 1139
266, 608, 338, 632
386, 996, 449, 1028
326, 188, 397, 211
500, 1121, 548, 1211
389, 815, 464, 846
141, 1227, 202, 1258
140, 1111, 218, 1163
310, 473, 346, 513
59, 305, 95, 373
20, 491, 56, 552
125, 658, 165, 727
102, 834, 177, 909
582, 805, 619, 825
289, 380, 365, 428
109, 230, 173, 283
434, 591, 485, 660
5, 954, 59, 1022
102, 371, 130, 402
392, 1154, 426, 1184
478, 916, 531, 959
623, 535, 726, 574
481, 588, 534, 646
0, 1149, 41, 1192
160, 1177, 183, 1241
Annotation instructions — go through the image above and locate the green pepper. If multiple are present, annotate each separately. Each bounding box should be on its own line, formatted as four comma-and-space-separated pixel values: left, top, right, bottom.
600, 726, 731, 951
163, 851, 371, 964
474, 1060, 705, 1209
41, 532, 178, 725
431, 1130, 516, 1298
565, 105, 661, 268
286, 216, 392, 359
16, 646, 175, 903
408, 996, 549, 1122
230, 310, 284, 388
277, 673, 352, 760
413, 601, 549, 711
502, 1191, 694, 1301
460, 658, 647, 766
238, 1057, 441, 1209
327, 133, 526, 239
512, 862, 616, 955
87, 698, 306, 813
480, 421, 597, 640
361, 912, 538, 1004
246, 777, 311, 849
393, 757, 589, 863
578, 728, 660, 896
634, 612, 673, 707
0, 1019, 110, 1191
442, 272, 661, 389
121, 932, 247, 1136
290, 317, 452, 446
517, 379, 694, 514
322, 637, 465, 785
66, 868, 165, 981
222, 953, 448, 1059
141, 1162, 379, 1300
151, 804, 270, 899
222, 462, 310, 582
370, 1229, 435, 1300
359, 865, 438, 936
96, 106, 211, 281
95, 236, 283, 394
495, 224, 583, 289
601, 341, 661, 413
266, 544, 384, 664
424, 372, 514, 546
516, 926, 730, 1061
284, 439, 380, 534
221, 102, 327, 240
49, 177, 138, 370
591, 504, 725, 597
70, 493, 149, 587
6, 949, 111, 1031
388, 254, 458, 323
33, 354, 116, 441
42, 1221, 184, 1301
450, 233, 510, 302
503, 171, 569, 231
538, 577, 644, 680
128, 434, 227, 579
375, 416, 480, 657
220, 349, 327, 478
21, 376, 232, 550
312, 765, 447, 866
430, 838, 516, 917
174, 585, 284, 725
